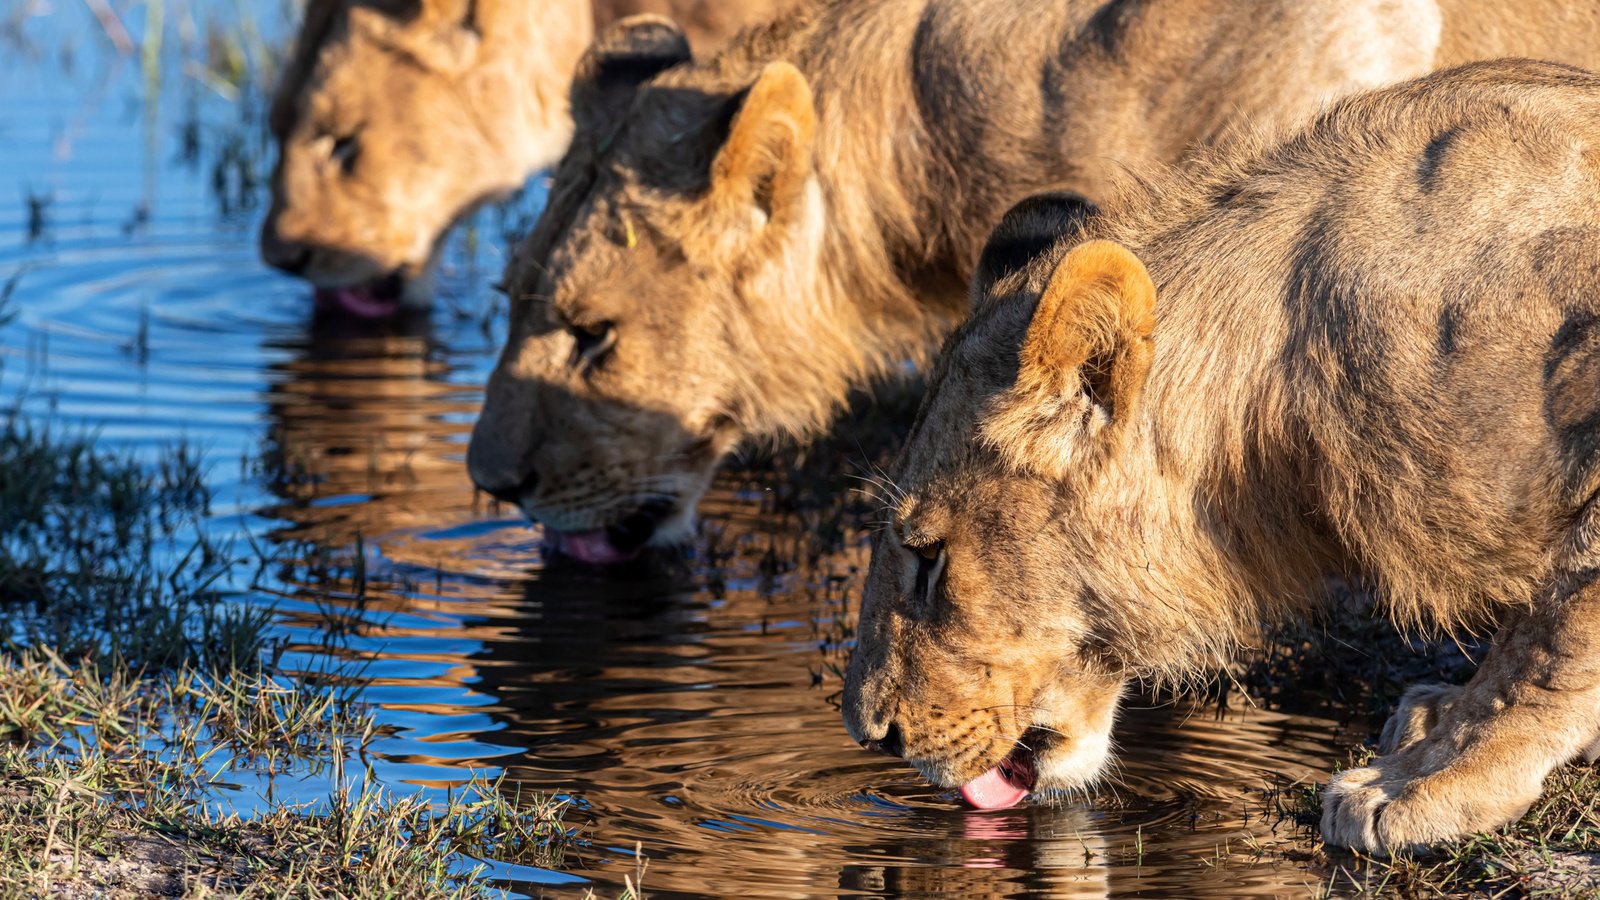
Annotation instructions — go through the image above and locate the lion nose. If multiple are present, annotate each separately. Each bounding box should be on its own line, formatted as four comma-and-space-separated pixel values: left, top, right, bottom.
260, 220, 311, 275
477, 469, 539, 507
465, 416, 544, 509
859, 721, 905, 758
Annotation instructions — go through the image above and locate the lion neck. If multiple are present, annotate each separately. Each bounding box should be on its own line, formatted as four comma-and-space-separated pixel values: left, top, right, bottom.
472, 0, 593, 177
1063, 434, 1331, 684
699, 3, 991, 440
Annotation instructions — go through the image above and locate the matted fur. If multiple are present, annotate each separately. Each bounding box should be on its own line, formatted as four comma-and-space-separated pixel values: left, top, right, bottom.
476, 0, 1593, 549
260, 0, 789, 304
843, 59, 1600, 853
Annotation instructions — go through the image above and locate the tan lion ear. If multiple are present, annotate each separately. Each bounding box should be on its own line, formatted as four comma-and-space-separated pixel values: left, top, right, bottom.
349, 0, 481, 74
981, 240, 1157, 479
411, 0, 475, 25
571, 15, 692, 137
709, 61, 816, 226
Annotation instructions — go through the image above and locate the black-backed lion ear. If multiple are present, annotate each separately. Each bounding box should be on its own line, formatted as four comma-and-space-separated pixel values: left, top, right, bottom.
971, 192, 1099, 305
571, 15, 692, 135
708, 61, 816, 226
981, 240, 1156, 480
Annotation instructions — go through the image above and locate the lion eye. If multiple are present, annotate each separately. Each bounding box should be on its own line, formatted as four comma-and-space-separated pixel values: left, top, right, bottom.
912, 540, 945, 604
569, 320, 617, 369
330, 134, 361, 175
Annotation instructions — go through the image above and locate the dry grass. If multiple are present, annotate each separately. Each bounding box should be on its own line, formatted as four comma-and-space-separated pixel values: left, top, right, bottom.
1249, 745, 1600, 899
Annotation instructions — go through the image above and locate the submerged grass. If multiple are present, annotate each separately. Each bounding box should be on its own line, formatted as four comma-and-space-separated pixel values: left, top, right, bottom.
0, 415, 269, 673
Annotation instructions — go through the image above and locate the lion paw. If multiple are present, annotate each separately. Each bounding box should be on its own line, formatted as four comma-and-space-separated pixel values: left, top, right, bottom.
1378, 683, 1461, 755
1322, 749, 1539, 854
1323, 763, 1402, 852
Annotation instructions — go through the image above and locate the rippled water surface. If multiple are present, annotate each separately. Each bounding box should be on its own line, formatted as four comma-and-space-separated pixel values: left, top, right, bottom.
1, 4, 1362, 896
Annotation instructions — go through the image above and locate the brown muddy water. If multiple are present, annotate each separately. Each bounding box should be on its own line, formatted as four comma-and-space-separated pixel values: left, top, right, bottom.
0, 3, 1374, 896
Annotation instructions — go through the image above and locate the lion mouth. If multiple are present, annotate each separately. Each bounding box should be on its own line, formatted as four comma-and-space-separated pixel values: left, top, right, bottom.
313, 272, 405, 319
542, 500, 677, 566
958, 729, 1050, 810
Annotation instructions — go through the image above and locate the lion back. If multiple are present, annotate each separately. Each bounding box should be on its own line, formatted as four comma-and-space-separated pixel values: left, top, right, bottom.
1120, 60, 1600, 630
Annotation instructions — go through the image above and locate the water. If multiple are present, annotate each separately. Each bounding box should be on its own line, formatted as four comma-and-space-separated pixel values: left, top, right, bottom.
0, 4, 1363, 895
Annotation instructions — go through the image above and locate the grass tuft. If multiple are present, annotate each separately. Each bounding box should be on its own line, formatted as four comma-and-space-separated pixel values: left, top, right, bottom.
0, 646, 587, 898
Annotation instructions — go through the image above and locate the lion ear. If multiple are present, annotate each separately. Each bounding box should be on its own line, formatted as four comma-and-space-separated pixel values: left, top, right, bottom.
971, 192, 1099, 308
709, 62, 816, 226
349, 0, 482, 74
981, 240, 1156, 480
571, 15, 692, 136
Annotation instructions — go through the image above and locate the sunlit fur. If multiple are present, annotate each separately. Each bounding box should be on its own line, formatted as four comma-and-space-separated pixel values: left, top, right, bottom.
262, 0, 789, 305
846, 60, 1600, 853
471, 0, 1547, 540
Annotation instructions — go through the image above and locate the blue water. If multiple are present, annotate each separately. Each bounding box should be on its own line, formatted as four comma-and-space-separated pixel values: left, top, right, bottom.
0, 4, 1357, 896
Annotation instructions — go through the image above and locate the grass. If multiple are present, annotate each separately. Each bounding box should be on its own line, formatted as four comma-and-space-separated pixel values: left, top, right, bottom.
0, 566, 593, 899
0, 415, 269, 673
0, 647, 582, 897
1243, 743, 1600, 898
0, 611, 587, 897
0, 395, 614, 896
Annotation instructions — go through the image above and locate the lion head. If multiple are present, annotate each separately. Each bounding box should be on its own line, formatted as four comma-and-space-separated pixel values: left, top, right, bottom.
261, 0, 590, 316
841, 196, 1177, 809
467, 15, 863, 565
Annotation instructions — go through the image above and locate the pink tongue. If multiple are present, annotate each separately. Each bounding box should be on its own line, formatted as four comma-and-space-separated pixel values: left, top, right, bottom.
550, 529, 641, 566
314, 286, 402, 320
959, 766, 1029, 810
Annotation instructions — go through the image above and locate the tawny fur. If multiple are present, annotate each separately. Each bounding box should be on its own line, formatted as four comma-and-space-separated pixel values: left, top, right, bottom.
844, 59, 1600, 855
261, 0, 790, 302
469, 0, 1600, 544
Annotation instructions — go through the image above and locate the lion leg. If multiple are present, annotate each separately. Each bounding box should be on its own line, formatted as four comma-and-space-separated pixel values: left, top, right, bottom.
1377, 683, 1462, 755
1323, 582, 1600, 854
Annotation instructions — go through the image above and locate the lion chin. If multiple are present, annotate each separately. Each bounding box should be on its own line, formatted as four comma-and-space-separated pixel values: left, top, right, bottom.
535, 499, 698, 567
312, 277, 409, 320
951, 727, 1116, 811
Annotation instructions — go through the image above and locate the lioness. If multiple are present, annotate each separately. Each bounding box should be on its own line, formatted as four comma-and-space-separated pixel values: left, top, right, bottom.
467, 0, 1600, 565
841, 58, 1600, 854
260, 0, 789, 316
